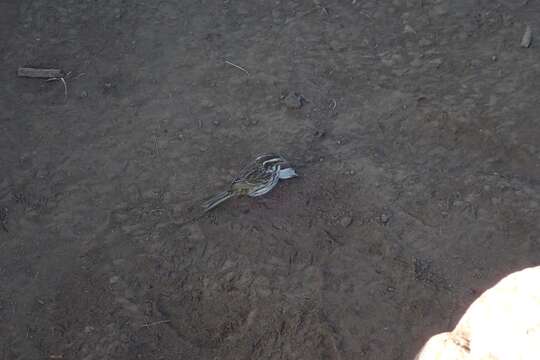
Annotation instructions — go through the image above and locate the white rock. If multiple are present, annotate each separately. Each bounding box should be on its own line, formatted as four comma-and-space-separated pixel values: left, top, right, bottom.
416, 266, 540, 360
521, 25, 532, 48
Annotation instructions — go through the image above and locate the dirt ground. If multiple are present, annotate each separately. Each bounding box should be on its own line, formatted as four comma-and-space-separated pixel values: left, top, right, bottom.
1, 0, 539, 359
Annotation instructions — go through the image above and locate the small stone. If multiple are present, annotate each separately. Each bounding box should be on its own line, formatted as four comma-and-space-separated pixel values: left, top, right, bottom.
404, 24, 416, 34
429, 58, 443, 67
283, 92, 304, 109
340, 216, 353, 228
80, 90, 88, 98
410, 57, 423, 67
113, 259, 125, 266
84, 326, 95, 333
212, 120, 220, 126
491, 55, 497, 61
419, 38, 432, 47
36, 168, 49, 179
520, 25, 532, 48
453, 200, 464, 207
200, 99, 214, 108
109, 275, 120, 284
224, 271, 236, 282
104, 82, 112, 88
431, 4, 448, 16
380, 213, 390, 224
314, 130, 326, 138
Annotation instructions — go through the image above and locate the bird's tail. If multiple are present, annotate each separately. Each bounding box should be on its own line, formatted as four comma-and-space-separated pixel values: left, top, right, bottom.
201, 190, 235, 212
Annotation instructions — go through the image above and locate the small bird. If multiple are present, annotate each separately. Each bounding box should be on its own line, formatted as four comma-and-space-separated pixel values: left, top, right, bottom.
201, 153, 297, 212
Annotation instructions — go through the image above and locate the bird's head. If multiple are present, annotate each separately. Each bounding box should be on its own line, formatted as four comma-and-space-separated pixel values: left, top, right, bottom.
256, 153, 298, 179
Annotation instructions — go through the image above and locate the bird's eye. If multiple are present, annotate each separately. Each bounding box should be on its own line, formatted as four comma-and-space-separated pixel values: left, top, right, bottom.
262, 158, 280, 166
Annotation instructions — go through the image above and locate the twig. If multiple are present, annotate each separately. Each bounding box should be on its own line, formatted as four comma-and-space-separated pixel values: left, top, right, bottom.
398, 206, 436, 228
225, 60, 249, 75
46, 77, 68, 99
285, 6, 319, 24
358, 11, 374, 21
17, 67, 62, 78
324, 229, 343, 246
141, 320, 171, 328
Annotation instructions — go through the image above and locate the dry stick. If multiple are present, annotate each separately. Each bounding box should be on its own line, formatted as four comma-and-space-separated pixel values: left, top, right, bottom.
225, 60, 249, 75
284, 6, 319, 24
357, 10, 374, 21
17, 67, 62, 78
141, 320, 171, 328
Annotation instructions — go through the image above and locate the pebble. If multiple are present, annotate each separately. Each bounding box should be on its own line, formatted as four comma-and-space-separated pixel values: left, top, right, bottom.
429, 58, 443, 67
200, 99, 214, 108
80, 90, 88, 98
419, 38, 432, 47
84, 326, 95, 333
404, 24, 416, 34
380, 213, 390, 224
314, 130, 326, 138
35, 168, 48, 179
340, 216, 353, 228
431, 4, 448, 16
520, 25, 532, 48
113, 259, 126, 266
283, 92, 304, 109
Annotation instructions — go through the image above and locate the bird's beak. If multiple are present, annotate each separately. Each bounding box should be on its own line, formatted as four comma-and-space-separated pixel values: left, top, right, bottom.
278, 167, 297, 179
